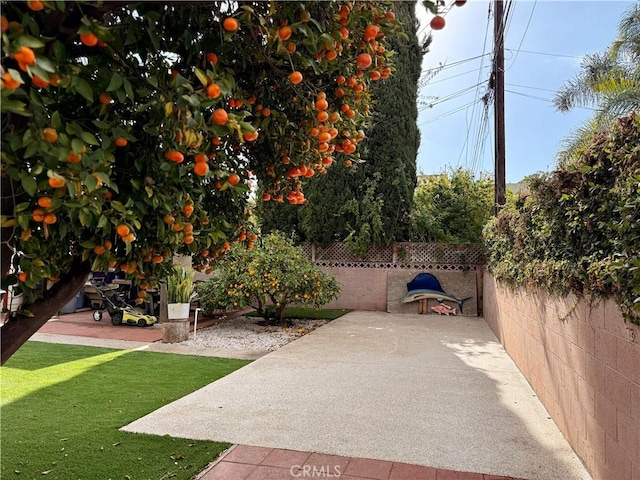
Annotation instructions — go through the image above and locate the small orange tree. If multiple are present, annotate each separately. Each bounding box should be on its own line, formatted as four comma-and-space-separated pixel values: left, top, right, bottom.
198, 232, 341, 323
0, 1, 410, 363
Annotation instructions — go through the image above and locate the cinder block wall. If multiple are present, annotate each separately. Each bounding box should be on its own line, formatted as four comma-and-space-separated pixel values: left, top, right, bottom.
483, 273, 640, 480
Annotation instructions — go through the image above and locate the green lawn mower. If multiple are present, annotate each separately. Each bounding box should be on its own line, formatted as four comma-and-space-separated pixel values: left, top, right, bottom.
92, 284, 157, 327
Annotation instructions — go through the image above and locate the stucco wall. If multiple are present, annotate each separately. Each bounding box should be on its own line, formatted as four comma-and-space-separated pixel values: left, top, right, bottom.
483, 273, 640, 480
319, 267, 479, 316
320, 267, 389, 311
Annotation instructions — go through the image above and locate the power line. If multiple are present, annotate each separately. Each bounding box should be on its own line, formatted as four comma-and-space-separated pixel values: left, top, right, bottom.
505, 82, 557, 93
505, 89, 600, 111
505, 48, 583, 60
420, 52, 493, 77
456, 0, 492, 171
418, 80, 489, 111
420, 65, 492, 87
507, 0, 537, 69
418, 99, 481, 126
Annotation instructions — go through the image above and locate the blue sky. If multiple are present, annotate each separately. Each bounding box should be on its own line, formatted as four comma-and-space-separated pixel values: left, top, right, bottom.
414, 0, 637, 182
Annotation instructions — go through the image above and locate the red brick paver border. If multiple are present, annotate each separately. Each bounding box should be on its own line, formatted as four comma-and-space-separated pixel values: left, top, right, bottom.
198, 445, 524, 480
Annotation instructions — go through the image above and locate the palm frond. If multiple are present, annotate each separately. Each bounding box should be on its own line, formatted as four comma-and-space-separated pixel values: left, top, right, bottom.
556, 115, 614, 167
611, 5, 640, 61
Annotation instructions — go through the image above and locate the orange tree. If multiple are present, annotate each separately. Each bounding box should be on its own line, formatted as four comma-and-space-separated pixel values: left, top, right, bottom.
0, 1, 409, 363
197, 232, 341, 323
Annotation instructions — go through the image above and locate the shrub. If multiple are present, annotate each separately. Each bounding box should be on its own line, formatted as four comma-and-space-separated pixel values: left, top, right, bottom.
483, 113, 640, 323
198, 233, 341, 322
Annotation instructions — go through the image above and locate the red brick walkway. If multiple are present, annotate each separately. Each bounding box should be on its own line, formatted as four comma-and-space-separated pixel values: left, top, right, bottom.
199, 445, 524, 480
36, 309, 225, 342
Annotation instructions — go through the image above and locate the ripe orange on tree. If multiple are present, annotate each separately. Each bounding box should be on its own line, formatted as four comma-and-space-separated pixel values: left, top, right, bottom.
356, 53, 372, 69
430, 16, 445, 30
364, 24, 379, 41
243, 131, 259, 141
37, 196, 52, 208
315, 98, 328, 111
223, 17, 239, 32
289, 71, 303, 85
32, 75, 49, 88
261, 108, 271, 117
116, 224, 130, 237
194, 153, 207, 164
43, 213, 57, 224
115, 137, 128, 147
183, 204, 194, 218
99, 93, 112, 104
43, 128, 58, 143
212, 108, 228, 125
193, 162, 209, 176
32, 209, 45, 222
2, 72, 21, 89
207, 83, 221, 98
318, 131, 331, 143
66, 151, 82, 163
164, 150, 184, 163
278, 26, 292, 41
13, 46, 36, 66
80, 32, 98, 46
48, 176, 66, 189
93, 245, 106, 255
18, 272, 28, 283
227, 173, 240, 186
184, 234, 195, 245
27, 0, 44, 11
206, 52, 218, 64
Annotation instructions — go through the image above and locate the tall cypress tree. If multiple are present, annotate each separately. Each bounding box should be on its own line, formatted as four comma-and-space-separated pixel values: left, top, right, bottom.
259, 1, 424, 245
357, 0, 423, 242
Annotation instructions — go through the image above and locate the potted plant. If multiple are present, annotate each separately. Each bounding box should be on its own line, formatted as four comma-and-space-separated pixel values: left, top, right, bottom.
166, 265, 194, 320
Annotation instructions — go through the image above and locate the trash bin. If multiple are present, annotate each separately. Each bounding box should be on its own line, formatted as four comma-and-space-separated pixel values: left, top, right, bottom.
60, 289, 84, 314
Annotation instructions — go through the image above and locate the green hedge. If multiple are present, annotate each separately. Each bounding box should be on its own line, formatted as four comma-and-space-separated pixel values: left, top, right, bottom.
484, 113, 640, 323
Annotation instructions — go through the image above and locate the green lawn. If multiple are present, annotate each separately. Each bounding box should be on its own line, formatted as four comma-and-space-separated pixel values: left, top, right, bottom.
1, 342, 250, 480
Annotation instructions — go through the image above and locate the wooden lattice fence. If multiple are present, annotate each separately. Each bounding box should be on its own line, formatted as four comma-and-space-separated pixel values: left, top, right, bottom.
299, 242, 485, 271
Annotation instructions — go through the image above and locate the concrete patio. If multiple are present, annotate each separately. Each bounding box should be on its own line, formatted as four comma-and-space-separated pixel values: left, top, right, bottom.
122, 311, 591, 480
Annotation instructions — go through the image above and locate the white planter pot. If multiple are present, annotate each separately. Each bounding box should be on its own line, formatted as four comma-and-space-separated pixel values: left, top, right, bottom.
167, 302, 190, 320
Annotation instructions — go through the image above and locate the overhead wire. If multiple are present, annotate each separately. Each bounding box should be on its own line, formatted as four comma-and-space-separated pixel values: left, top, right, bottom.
459, 0, 493, 172
506, 0, 537, 69
418, 99, 482, 126
505, 89, 600, 111
418, 80, 489, 111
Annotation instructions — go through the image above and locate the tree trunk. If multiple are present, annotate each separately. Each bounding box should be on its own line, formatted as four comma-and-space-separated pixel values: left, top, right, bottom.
1, 258, 91, 365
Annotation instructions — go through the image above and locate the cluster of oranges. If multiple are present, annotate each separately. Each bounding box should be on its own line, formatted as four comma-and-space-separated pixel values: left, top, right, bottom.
31, 196, 57, 225
6, 1, 400, 291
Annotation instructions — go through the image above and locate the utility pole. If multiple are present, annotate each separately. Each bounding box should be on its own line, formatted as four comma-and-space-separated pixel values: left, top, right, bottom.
493, 0, 506, 214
